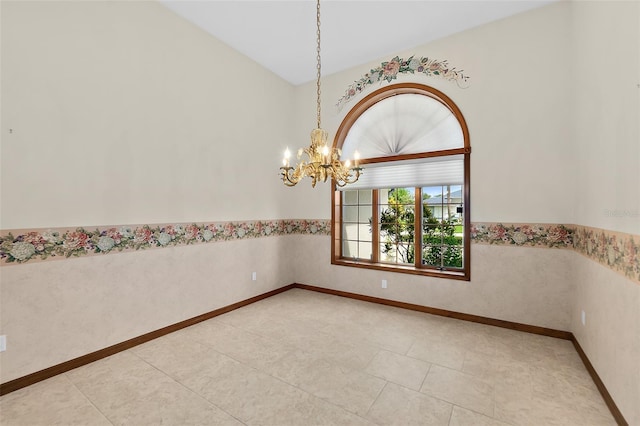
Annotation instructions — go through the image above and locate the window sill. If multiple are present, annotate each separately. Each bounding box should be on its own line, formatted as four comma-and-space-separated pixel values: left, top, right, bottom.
332, 258, 470, 281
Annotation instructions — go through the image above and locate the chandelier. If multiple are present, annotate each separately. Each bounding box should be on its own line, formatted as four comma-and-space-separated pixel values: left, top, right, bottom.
280, 0, 362, 188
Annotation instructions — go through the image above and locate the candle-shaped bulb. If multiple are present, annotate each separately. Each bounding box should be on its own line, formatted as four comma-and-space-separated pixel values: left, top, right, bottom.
354, 150, 361, 167
344, 159, 351, 168
283, 148, 291, 167
322, 145, 329, 164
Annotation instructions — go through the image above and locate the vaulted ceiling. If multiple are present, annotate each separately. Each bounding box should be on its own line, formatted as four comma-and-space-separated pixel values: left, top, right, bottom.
160, 0, 557, 85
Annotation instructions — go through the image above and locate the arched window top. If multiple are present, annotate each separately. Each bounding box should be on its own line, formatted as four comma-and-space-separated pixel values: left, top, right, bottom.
331, 83, 471, 280
341, 93, 464, 160
334, 83, 470, 163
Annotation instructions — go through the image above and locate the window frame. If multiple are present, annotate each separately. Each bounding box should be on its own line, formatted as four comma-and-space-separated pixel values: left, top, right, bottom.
331, 83, 471, 281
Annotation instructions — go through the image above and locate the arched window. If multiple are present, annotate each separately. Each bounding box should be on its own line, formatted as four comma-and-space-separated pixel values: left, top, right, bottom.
331, 83, 470, 280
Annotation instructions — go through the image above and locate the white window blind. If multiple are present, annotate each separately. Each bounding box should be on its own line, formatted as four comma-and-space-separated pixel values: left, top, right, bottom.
340, 155, 464, 191
341, 94, 464, 161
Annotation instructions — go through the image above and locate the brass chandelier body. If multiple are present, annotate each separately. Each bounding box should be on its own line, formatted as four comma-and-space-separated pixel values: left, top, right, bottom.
280, 0, 362, 188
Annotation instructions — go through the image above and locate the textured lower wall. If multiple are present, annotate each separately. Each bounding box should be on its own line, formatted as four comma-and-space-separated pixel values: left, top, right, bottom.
293, 235, 575, 331
0, 236, 295, 383
572, 254, 640, 426
2, 228, 638, 425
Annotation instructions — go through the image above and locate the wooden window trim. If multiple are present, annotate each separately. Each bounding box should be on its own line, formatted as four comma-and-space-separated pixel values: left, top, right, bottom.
331, 83, 470, 281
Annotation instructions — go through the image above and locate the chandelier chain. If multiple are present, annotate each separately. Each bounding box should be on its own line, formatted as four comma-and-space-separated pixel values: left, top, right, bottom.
316, 0, 321, 129
278, 0, 362, 188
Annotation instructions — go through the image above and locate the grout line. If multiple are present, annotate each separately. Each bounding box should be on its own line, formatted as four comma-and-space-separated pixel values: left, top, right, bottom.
128, 348, 247, 425
418, 362, 432, 392
64, 374, 116, 426
364, 381, 388, 418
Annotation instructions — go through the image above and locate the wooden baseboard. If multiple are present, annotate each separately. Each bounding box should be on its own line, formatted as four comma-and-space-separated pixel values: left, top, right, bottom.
0, 284, 295, 396
293, 283, 572, 339
1, 282, 629, 425
570, 336, 628, 426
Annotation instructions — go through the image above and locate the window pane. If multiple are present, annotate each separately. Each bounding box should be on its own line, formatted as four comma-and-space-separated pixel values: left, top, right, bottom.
343, 240, 358, 258
358, 205, 372, 223
343, 190, 358, 205
340, 189, 374, 261
358, 190, 372, 204
380, 243, 397, 263
443, 246, 463, 268
359, 242, 373, 260
422, 245, 442, 267
342, 223, 359, 240
396, 243, 414, 264
358, 224, 372, 242
343, 205, 358, 222
421, 184, 464, 270
377, 187, 416, 266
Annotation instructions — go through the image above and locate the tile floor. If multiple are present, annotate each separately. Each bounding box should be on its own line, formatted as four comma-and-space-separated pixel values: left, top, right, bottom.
0, 289, 616, 425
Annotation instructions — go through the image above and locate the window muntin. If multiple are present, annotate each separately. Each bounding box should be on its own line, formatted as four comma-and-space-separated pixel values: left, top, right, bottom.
341, 190, 373, 261
331, 83, 470, 280
339, 185, 465, 273
422, 185, 464, 269
379, 188, 416, 266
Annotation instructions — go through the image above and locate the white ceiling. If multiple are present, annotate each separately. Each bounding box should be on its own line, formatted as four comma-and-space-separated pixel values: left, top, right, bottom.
160, 0, 557, 85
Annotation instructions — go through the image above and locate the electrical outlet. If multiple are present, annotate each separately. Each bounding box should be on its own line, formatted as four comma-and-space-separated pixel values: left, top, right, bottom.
0, 335, 6, 352
252, 272, 257, 281
381, 279, 387, 289
581, 310, 586, 326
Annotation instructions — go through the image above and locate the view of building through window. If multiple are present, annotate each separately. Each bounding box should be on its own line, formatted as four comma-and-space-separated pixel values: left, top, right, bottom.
341, 185, 464, 270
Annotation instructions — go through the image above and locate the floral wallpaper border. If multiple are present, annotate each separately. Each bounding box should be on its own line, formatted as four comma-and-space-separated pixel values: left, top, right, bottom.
1, 220, 637, 284
472, 222, 639, 284
572, 225, 639, 284
470, 223, 573, 248
0, 219, 331, 266
336, 55, 470, 110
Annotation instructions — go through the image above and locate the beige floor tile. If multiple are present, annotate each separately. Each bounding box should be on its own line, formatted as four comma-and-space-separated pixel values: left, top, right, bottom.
178, 319, 295, 371
462, 350, 532, 391
253, 322, 380, 371
449, 405, 513, 426
494, 334, 560, 367
529, 365, 613, 420
184, 361, 368, 425
96, 382, 243, 426
406, 335, 467, 370
365, 350, 431, 390
131, 334, 240, 386
365, 382, 452, 425
248, 393, 375, 426
494, 388, 616, 426
420, 364, 494, 417
66, 351, 176, 408
0, 375, 111, 426
321, 321, 416, 354
66, 350, 241, 425
268, 349, 386, 416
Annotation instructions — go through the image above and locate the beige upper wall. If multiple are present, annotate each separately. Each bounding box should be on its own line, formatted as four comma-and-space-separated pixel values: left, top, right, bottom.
0, 0, 301, 229
572, 0, 640, 236
3, 1, 637, 232
291, 1, 576, 224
